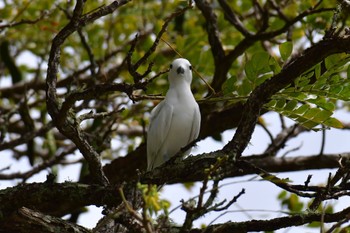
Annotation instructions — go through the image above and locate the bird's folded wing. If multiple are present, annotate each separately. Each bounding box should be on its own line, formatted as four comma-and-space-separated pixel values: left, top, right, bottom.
147, 101, 173, 169
188, 106, 201, 143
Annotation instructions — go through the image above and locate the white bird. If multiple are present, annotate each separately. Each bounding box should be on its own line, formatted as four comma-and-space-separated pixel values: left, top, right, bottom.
147, 58, 201, 171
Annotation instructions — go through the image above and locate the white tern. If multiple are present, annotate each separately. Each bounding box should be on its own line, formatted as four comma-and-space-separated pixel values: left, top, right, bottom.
147, 58, 201, 170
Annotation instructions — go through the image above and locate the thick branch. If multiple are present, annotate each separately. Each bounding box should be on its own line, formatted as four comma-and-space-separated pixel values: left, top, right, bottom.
2, 207, 91, 233
0, 182, 122, 218
142, 152, 345, 184
188, 206, 350, 232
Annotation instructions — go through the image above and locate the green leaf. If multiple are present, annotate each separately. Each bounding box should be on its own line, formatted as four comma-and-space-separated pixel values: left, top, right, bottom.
347, 64, 350, 79
245, 59, 256, 81
183, 182, 195, 191
303, 108, 321, 119
314, 63, 321, 79
279, 41, 293, 61
269, 56, 281, 74
294, 104, 309, 115
256, 73, 273, 86
261, 174, 291, 184
311, 109, 332, 122
266, 97, 341, 129
307, 98, 335, 111
288, 194, 304, 212
325, 54, 342, 70
266, 99, 277, 108
323, 117, 343, 129
252, 51, 270, 71
239, 79, 253, 96
284, 100, 298, 111
275, 99, 286, 109
308, 222, 322, 228
222, 76, 237, 95
245, 51, 270, 81
277, 190, 287, 200
280, 193, 304, 212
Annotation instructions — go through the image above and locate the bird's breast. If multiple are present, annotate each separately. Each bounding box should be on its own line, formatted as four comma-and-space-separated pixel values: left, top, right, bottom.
161, 96, 199, 159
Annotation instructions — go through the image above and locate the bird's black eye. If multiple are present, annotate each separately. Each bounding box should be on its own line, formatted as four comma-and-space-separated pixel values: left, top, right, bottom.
189, 65, 192, 70
170, 64, 173, 69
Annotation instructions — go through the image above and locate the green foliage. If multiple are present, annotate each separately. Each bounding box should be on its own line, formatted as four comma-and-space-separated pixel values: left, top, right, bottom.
137, 183, 170, 216
266, 98, 342, 130
222, 50, 275, 96
278, 189, 336, 230
182, 182, 195, 191
306, 202, 334, 228
222, 75, 237, 96
267, 54, 350, 130
262, 174, 292, 184
277, 191, 304, 213
279, 41, 293, 61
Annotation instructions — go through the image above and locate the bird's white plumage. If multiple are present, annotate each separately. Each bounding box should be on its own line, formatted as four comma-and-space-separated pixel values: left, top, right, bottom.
147, 58, 201, 170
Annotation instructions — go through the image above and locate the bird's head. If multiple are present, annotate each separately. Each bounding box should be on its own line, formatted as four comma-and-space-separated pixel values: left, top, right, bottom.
168, 58, 193, 86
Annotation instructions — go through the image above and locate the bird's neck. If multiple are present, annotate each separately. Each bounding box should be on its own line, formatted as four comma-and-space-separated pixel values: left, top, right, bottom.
169, 79, 190, 89
167, 82, 194, 102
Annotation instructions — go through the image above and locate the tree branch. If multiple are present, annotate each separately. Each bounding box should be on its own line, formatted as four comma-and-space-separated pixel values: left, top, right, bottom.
141, 152, 347, 185
0, 122, 53, 151
0, 182, 122, 218
188, 206, 350, 232
2, 207, 91, 233
263, 124, 308, 155
0, 145, 75, 181
218, 0, 252, 37
194, 0, 226, 92
0, 10, 49, 31
46, 0, 130, 186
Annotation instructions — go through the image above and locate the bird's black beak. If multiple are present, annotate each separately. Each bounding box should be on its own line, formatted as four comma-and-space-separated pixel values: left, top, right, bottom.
177, 66, 185, 74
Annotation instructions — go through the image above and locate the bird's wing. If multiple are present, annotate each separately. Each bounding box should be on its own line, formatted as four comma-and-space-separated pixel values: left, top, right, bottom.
188, 104, 201, 143
147, 101, 173, 170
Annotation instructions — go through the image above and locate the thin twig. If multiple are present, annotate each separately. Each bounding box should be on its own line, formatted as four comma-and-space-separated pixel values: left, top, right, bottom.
118, 186, 144, 222
319, 129, 326, 155
0, 11, 49, 30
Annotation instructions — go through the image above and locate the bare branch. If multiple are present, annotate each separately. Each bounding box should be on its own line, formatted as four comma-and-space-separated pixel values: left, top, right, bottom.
0, 122, 54, 151
0, 10, 49, 31
0, 145, 75, 181
263, 124, 308, 155
218, 0, 252, 37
